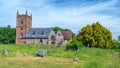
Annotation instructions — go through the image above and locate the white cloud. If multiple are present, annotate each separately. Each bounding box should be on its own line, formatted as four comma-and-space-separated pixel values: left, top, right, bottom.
0, 0, 120, 39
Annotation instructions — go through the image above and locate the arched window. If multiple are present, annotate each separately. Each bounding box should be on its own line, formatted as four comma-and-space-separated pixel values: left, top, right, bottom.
58, 33, 61, 36
21, 19, 23, 24
21, 33, 23, 37
21, 27, 23, 30
51, 35, 56, 44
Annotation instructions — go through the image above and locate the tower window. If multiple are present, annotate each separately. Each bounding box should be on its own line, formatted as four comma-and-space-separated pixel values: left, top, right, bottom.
28, 22, 30, 25
21, 19, 23, 24
21, 27, 23, 30
21, 33, 23, 37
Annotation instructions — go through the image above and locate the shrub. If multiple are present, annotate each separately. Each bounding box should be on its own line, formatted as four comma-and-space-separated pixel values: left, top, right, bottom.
66, 44, 71, 51
112, 42, 120, 49
66, 41, 82, 51
23, 41, 27, 44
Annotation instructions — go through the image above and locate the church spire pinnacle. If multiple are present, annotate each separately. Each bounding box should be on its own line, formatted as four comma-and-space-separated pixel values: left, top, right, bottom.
26, 9, 28, 15
17, 10, 19, 15
30, 13, 32, 17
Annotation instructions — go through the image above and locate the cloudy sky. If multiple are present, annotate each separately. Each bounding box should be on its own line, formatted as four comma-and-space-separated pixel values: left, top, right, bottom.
0, 0, 120, 40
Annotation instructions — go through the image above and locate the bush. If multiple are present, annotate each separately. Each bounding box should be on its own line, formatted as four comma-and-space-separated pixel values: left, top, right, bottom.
66, 44, 71, 51
23, 41, 27, 44
66, 41, 82, 51
111, 42, 120, 49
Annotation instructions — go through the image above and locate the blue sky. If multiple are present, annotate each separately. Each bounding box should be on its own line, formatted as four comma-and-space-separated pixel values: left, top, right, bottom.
0, 0, 120, 40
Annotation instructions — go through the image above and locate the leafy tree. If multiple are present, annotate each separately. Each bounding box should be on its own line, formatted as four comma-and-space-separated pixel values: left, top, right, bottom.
118, 35, 120, 42
53, 27, 63, 31
70, 22, 116, 48
7, 25, 11, 28
53, 27, 70, 31
0, 25, 16, 44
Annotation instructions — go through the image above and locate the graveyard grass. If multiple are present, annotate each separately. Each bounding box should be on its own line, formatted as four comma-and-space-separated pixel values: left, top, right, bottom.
0, 44, 120, 68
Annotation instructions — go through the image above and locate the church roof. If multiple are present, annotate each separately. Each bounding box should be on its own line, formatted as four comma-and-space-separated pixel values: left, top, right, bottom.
61, 31, 72, 40
21, 28, 52, 39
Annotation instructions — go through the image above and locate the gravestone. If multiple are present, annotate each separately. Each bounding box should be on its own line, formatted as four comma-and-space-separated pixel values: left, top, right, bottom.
3, 48, 9, 56
73, 57, 79, 62
74, 48, 79, 54
119, 54, 120, 57
23, 53, 27, 56
35, 49, 47, 57
87, 44, 89, 48
28, 44, 31, 47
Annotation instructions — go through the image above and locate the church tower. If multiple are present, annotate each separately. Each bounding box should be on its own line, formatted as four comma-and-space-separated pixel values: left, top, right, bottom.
16, 10, 32, 44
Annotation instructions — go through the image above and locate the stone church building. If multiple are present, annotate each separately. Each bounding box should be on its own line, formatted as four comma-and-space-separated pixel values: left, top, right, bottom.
16, 10, 72, 44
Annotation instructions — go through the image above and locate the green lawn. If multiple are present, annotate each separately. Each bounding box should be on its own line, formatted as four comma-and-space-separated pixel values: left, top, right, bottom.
0, 44, 120, 68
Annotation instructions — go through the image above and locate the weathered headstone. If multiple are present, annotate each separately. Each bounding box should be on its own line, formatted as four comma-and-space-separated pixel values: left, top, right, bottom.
3, 48, 9, 56
74, 48, 79, 54
23, 53, 27, 56
119, 54, 120, 57
73, 57, 79, 62
35, 49, 47, 57
87, 44, 89, 48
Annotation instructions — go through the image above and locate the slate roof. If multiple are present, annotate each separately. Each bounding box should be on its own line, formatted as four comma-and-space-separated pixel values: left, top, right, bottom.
21, 28, 52, 39
61, 31, 72, 40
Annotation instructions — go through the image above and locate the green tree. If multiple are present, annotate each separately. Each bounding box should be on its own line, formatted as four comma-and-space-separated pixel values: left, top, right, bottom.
118, 35, 120, 42
0, 26, 16, 44
7, 25, 11, 28
71, 22, 116, 48
53, 26, 70, 31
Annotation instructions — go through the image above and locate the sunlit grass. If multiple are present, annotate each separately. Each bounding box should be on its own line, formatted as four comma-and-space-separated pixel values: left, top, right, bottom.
0, 44, 119, 68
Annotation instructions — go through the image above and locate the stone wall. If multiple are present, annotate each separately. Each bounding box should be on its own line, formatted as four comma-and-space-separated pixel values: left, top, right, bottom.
22, 39, 48, 44
55, 31, 64, 44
